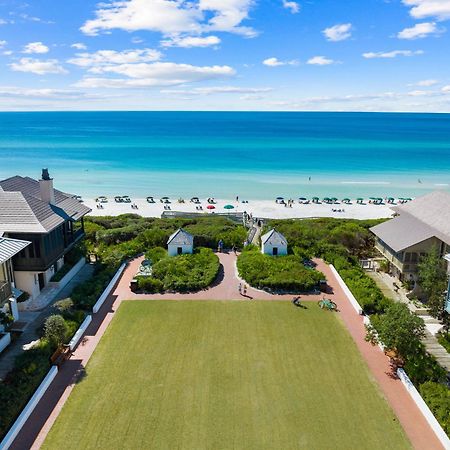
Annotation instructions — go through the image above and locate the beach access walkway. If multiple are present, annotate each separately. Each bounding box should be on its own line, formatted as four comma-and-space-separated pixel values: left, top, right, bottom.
8, 253, 444, 450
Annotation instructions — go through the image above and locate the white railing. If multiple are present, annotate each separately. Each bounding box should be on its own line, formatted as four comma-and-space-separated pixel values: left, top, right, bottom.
69, 315, 92, 351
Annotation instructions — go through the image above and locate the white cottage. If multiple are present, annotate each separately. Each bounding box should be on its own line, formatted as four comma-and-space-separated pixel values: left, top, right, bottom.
167, 228, 194, 256
261, 229, 288, 256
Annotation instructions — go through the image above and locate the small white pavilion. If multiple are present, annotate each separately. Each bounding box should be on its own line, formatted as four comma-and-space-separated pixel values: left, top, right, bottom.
167, 228, 194, 256
261, 229, 288, 256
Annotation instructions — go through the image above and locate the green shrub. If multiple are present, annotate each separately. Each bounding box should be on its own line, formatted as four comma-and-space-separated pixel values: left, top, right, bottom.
151, 248, 220, 292
136, 277, 164, 293
145, 247, 167, 264
237, 248, 324, 292
44, 315, 68, 347
420, 382, 450, 434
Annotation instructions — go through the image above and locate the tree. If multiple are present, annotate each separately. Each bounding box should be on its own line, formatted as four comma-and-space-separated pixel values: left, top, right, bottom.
368, 302, 425, 360
44, 314, 68, 347
418, 245, 448, 318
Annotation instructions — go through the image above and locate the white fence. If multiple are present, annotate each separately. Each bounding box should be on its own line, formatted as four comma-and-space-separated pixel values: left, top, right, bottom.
397, 368, 450, 449
0, 366, 58, 450
329, 264, 363, 314
69, 315, 92, 351
93, 262, 127, 314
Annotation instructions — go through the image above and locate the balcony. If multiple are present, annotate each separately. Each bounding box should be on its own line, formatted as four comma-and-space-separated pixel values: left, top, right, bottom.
0, 281, 12, 305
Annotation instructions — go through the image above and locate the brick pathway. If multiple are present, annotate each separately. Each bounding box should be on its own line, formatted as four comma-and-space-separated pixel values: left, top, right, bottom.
8, 254, 444, 450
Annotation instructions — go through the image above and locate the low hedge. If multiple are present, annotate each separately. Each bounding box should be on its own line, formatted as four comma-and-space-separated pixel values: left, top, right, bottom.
0, 304, 86, 439
237, 247, 324, 293
419, 381, 450, 434
150, 248, 220, 293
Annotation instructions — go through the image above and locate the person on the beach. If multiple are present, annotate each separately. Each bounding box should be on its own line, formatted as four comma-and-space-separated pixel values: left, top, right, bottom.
238, 283, 242, 294
236, 195, 239, 202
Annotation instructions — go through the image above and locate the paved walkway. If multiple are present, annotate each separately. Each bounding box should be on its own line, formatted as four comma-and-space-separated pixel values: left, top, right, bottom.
9, 255, 444, 450
0, 264, 94, 380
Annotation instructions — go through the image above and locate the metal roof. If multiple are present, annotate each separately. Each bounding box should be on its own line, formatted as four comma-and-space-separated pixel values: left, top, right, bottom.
0, 237, 31, 264
167, 228, 194, 246
0, 175, 91, 234
261, 229, 288, 246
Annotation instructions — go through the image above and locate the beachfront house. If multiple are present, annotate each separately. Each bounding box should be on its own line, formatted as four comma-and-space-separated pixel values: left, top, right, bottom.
370, 191, 450, 282
261, 229, 288, 256
1, 236, 30, 323
167, 229, 194, 256
0, 169, 91, 300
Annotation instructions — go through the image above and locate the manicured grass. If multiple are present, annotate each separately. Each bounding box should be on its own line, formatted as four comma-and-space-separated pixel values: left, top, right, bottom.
43, 301, 410, 450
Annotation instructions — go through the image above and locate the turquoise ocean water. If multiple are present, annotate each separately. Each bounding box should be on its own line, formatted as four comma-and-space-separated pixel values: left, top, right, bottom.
0, 111, 449, 199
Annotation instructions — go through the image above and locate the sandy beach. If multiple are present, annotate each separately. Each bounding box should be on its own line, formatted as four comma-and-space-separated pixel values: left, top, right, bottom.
84, 197, 394, 220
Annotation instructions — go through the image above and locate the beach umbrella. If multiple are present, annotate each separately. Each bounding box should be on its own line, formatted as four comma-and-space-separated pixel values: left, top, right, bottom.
331, 197, 338, 202
298, 197, 307, 201
207, 205, 215, 209
276, 196, 284, 200
342, 198, 351, 203
224, 204, 234, 209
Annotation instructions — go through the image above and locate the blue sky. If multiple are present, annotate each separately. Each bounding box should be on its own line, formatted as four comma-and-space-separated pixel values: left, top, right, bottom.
1, 0, 450, 111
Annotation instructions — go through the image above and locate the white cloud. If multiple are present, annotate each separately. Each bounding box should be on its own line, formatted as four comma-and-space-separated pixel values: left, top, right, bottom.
161, 35, 220, 47
74, 62, 235, 88
0, 19, 7, 25
68, 48, 162, 68
442, 85, 450, 92
0, 40, 6, 48
397, 22, 443, 39
413, 79, 439, 86
263, 57, 298, 67
402, 0, 450, 21
307, 55, 336, 65
81, 0, 256, 38
363, 49, 424, 58
322, 23, 352, 41
282, 0, 300, 14
71, 43, 87, 50
23, 41, 49, 54
0, 86, 83, 98
9, 58, 67, 75
161, 86, 272, 95
407, 89, 428, 96
3, 50, 13, 56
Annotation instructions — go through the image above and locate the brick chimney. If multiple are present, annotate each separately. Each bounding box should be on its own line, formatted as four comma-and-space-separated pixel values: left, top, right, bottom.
39, 168, 55, 204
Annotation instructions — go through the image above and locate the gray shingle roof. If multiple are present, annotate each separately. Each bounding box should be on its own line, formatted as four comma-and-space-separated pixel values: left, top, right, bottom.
370, 214, 435, 252
167, 228, 194, 246
0, 175, 91, 234
261, 229, 287, 246
0, 236, 30, 264
371, 190, 450, 252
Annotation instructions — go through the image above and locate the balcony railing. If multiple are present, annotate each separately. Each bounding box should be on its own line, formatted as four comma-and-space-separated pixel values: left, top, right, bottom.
0, 281, 12, 305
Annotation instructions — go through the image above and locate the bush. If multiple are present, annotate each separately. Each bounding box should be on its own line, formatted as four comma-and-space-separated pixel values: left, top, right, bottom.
145, 247, 167, 264
136, 277, 164, 293
44, 315, 68, 347
420, 382, 450, 434
237, 247, 324, 293
0, 340, 52, 438
151, 248, 220, 292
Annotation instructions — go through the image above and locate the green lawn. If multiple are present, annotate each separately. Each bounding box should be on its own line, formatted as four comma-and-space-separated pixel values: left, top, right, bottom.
43, 301, 410, 450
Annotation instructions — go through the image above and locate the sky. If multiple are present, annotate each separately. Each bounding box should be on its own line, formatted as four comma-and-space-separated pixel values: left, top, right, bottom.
0, 0, 450, 111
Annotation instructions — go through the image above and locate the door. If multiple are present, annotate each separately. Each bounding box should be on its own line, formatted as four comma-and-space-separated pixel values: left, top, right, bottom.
38, 273, 45, 290
273, 247, 278, 256
177, 247, 183, 255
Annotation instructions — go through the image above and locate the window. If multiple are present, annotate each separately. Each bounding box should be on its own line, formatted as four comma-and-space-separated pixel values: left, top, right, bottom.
404, 253, 411, 262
